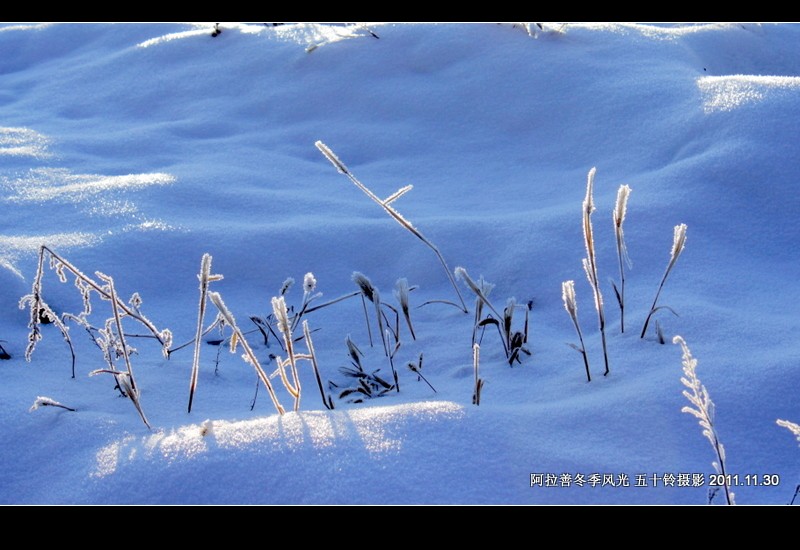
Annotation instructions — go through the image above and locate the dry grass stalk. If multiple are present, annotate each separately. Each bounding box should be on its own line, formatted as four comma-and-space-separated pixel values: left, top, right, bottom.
188, 253, 223, 413
641, 223, 687, 339
304, 319, 334, 410
472, 343, 484, 405
562, 280, 591, 382
352, 272, 389, 355
316, 141, 467, 313
407, 352, 435, 393
612, 184, 632, 333
19, 247, 76, 377
675, 335, 734, 505
29, 396, 75, 412
581, 167, 609, 376
777, 419, 800, 446
394, 278, 416, 340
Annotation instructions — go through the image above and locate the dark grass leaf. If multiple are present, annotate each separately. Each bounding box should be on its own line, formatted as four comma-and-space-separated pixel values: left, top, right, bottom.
652, 305, 680, 317
611, 280, 623, 308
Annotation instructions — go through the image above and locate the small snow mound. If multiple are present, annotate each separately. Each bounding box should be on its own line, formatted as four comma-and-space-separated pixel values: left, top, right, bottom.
6, 168, 175, 203
90, 401, 465, 478
697, 74, 800, 113
136, 25, 214, 48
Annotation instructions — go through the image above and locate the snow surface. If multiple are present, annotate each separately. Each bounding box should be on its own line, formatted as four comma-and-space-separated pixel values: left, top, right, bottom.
1, 22, 798, 504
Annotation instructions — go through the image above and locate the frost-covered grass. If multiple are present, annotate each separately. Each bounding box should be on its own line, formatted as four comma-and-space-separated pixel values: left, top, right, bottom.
1, 22, 799, 504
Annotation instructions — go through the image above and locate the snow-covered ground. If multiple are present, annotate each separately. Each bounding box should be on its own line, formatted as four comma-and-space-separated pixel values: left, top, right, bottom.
1, 22, 798, 504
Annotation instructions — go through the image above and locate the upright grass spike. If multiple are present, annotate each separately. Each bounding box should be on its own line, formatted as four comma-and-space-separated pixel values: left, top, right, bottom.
188, 253, 224, 413
394, 278, 416, 340
641, 224, 687, 339
384, 328, 401, 392
304, 320, 333, 410
289, 272, 323, 332
468, 275, 494, 347
316, 141, 468, 313
562, 280, 591, 382
279, 277, 294, 296
674, 336, 734, 505
472, 343, 484, 405
612, 184, 632, 333
372, 287, 388, 357
581, 168, 610, 376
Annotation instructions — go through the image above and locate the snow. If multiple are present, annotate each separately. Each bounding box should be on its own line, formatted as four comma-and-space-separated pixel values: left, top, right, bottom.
1, 22, 798, 504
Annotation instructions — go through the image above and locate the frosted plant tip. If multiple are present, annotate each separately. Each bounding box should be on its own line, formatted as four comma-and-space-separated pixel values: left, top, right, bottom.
352, 272, 375, 302
315, 141, 348, 174
280, 277, 294, 296
30, 396, 75, 412
671, 223, 688, 261
303, 272, 317, 293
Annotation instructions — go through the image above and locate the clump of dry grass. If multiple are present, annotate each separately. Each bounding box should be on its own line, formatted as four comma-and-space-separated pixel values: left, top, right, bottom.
208, 291, 286, 416
18, 246, 176, 428
20, 245, 173, 381
334, 335, 395, 403
641, 224, 687, 339
351, 271, 408, 391
455, 267, 530, 366
248, 272, 358, 351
